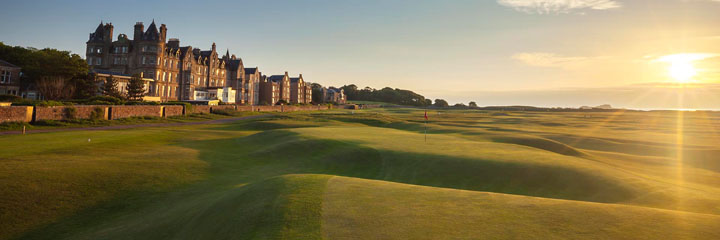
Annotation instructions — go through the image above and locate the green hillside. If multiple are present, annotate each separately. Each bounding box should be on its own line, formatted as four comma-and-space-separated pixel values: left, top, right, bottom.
2, 108, 720, 239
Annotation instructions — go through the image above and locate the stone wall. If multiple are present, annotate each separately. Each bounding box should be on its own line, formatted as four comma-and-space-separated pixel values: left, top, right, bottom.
189, 106, 211, 114
35, 106, 108, 121
1, 104, 335, 123
163, 106, 184, 117
109, 106, 163, 120
211, 105, 237, 113
0, 106, 32, 123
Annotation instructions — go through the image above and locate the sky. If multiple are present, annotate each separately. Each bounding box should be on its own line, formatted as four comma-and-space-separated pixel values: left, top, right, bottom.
1, 0, 720, 109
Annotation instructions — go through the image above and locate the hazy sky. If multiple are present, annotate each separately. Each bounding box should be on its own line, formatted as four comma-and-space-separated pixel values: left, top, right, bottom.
1, 0, 720, 108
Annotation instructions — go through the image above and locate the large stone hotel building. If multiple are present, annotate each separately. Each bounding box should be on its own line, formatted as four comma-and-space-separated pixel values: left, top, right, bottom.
85, 21, 311, 105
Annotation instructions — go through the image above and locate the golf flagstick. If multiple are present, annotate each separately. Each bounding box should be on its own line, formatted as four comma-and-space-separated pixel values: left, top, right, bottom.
424, 109, 428, 143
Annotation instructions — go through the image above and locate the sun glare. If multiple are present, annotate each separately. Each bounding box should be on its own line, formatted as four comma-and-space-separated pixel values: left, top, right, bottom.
654, 53, 716, 83
668, 61, 696, 83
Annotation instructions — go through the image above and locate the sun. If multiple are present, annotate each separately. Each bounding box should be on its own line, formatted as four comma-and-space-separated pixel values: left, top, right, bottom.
654, 53, 716, 83
668, 61, 696, 83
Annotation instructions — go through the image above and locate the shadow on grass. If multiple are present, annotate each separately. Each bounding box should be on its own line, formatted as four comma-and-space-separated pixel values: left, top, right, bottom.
19, 128, 640, 240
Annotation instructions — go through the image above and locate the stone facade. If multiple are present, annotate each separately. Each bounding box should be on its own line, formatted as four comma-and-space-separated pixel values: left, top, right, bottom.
224, 53, 245, 104
244, 67, 261, 105
290, 74, 311, 104
0, 59, 21, 96
325, 87, 346, 104
267, 72, 290, 104
259, 75, 280, 105
86, 21, 230, 102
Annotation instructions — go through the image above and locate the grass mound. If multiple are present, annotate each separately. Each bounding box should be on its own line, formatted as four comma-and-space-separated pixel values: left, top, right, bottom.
322, 176, 720, 240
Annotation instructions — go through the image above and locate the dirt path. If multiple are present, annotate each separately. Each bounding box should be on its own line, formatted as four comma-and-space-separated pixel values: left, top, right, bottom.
0, 114, 271, 136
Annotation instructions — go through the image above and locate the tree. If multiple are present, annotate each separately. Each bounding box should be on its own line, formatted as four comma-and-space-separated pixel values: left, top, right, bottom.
469, 101, 478, 107
74, 73, 99, 99
424, 99, 432, 106
126, 74, 146, 101
311, 83, 324, 103
453, 103, 467, 108
35, 76, 75, 100
101, 75, 121, 98
0, 42, 89, 98
434, 99, 449, 108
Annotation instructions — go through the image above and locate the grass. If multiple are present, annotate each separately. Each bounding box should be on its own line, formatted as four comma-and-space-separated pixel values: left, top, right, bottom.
1, 108, 720, 239
0, 110, 263, 131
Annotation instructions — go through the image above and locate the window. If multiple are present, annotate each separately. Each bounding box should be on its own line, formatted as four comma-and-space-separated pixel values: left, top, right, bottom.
87, 58, 92, 65
95, 48, 102, 54
142, 56, 147, 65
95, 58, 102, 65
87, 47, 92, 53
1, 70, 10, 83
162, 72, 166, 82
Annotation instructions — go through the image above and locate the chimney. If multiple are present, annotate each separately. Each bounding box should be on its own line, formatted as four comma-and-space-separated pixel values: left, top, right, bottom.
168, 38, 180, 49
134, 22, 144, 41
212, 42, 216, 52
159, 24, 167, 42
104, 23, 114, 43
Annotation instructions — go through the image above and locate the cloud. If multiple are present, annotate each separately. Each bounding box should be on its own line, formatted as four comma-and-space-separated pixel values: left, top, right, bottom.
512, 52, 592, 68
651, 53, 719, 63
497, 0, 622, 14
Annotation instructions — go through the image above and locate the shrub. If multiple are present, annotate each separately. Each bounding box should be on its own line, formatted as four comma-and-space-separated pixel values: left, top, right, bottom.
0, 94, 21, 102
87, 96, 124, 105
63, 107, 77, 120
86, 100, 113, 105
124, 101, 159, 105
89, 107, 105, 120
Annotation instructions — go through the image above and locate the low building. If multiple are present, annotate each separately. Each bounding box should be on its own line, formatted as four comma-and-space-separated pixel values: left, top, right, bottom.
94, 71, 155, 97
0, 59, 21, 96
193, 86, 236, 104
326, 87, 346, 104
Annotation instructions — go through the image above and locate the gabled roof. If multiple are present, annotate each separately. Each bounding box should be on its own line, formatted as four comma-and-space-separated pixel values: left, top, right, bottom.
143, 21, 160, 41
179, 46, 192, 58
0, 59, 20, 68
267, 75, 286, 82
88, 22, 105, 43
245, 68, 258, 74
227, 59, 243, 71
290, 77, 300, 83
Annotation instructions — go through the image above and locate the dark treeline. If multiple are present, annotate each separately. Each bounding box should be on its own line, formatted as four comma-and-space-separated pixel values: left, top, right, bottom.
340, 84, 431, 106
